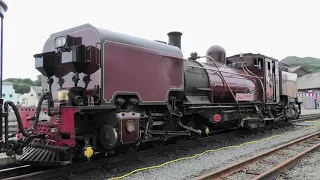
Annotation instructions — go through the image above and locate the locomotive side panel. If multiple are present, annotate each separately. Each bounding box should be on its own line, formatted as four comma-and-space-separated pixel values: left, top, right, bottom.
280, 71, 298, 101
102, 41, 184, 104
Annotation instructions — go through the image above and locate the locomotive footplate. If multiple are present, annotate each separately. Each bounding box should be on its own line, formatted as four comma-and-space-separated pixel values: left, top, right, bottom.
16, 143, 72, 166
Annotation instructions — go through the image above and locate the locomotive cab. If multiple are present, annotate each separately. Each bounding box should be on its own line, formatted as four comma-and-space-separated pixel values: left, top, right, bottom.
227, 53, 281, 103
227, 53, 301, 119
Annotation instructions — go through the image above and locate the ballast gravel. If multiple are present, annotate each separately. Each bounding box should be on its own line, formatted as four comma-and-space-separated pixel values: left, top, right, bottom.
227, 135, 320, 180
277, 148, 320, 180
121, 123, 320, 180
58, 119, 320, 180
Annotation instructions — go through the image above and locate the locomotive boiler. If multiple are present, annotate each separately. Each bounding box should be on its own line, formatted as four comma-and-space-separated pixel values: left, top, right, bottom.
0, 23, 301, 166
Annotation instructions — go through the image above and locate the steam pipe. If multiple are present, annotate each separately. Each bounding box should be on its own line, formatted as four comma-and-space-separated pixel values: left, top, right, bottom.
46, 77, 54, 116
177, 118, 202, 135
4, 101, 30, 137
244, 65, 266, 102
188, 65, 263, 79
1, 91, 52, 146
32, 93, 47, 131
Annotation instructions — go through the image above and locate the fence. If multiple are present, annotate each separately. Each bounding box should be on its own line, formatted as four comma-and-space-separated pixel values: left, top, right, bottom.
297, 91, 320, 109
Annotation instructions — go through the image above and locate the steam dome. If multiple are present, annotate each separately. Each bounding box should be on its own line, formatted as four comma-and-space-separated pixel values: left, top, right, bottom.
205, 45, 226, 64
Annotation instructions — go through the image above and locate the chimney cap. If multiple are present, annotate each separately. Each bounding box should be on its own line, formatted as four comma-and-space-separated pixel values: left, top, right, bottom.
167, 31, 182, 36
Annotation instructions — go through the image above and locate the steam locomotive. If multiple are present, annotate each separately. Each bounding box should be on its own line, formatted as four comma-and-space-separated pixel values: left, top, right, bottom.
1, 23, 301, 166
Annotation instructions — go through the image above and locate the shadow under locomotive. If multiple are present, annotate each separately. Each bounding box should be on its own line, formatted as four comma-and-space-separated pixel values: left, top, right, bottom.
0, 23, 301, 166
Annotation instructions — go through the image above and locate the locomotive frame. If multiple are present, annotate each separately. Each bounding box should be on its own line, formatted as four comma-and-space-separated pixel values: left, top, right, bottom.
0, 23, 301, 166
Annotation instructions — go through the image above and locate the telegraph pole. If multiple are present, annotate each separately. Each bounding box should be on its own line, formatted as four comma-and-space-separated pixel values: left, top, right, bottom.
0, 0, 8, 148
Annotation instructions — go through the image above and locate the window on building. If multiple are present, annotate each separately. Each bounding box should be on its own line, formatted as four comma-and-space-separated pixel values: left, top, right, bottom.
2, 94, 5, 97
9, 94, 12, 98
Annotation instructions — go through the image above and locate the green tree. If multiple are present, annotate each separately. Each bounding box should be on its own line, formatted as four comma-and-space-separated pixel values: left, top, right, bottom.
3, 75, 42, 94
21, 78, 33, 85
33, 75, 42, 86
15, 83, 30, 94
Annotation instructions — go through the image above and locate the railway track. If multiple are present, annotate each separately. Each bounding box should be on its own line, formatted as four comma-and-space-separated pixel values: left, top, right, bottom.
0, 165, 51, 180
0, 129, 242, 180
194, 131, 320, 180
1, 113, 320, 180
294, 113, 320, 122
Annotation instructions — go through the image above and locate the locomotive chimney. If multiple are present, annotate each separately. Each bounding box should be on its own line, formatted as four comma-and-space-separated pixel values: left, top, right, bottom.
167, 31, 182, 49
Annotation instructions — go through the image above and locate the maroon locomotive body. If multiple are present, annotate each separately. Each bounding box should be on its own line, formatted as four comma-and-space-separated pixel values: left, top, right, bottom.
1, 24, 300, 166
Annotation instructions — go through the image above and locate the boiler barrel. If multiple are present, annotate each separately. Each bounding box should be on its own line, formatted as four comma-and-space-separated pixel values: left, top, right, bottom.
205, 66, 257, 102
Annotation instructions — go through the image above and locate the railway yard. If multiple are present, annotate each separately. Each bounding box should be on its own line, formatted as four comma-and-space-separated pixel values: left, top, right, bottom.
1, 1, 320, 180
0, 109, 319, 180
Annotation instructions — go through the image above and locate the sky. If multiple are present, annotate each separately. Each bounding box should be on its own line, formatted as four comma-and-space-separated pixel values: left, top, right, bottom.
2, 0, 320, 80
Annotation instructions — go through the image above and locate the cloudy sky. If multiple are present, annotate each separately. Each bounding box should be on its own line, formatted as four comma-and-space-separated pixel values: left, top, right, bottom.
2, 0, 319, 80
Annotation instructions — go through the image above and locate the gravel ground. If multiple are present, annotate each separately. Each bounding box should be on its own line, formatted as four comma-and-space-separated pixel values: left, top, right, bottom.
227, 133, 320, 180
56, 119, 320, 180
279, 150, 320, 180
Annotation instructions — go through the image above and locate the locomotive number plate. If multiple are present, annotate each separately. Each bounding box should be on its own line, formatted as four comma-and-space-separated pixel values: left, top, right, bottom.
236, 93, 254, 101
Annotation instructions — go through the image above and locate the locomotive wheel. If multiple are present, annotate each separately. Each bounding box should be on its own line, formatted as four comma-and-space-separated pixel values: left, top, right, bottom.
99, 125, 119, 150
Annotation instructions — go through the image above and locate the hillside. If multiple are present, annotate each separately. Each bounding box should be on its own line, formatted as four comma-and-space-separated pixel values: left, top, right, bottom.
281, 56, 320, 73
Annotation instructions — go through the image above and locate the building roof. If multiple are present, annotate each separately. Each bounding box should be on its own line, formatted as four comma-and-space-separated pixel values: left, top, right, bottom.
288, 66, 312, 73
31, 86, 42, 93
297, 72, 320, 90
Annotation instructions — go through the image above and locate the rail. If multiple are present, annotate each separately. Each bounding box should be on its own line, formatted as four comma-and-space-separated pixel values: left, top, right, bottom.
194, 131, 320, 180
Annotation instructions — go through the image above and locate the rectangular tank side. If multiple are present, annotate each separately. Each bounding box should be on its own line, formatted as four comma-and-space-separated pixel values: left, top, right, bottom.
281, 71, 298, 101
102, 41, 184, 103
